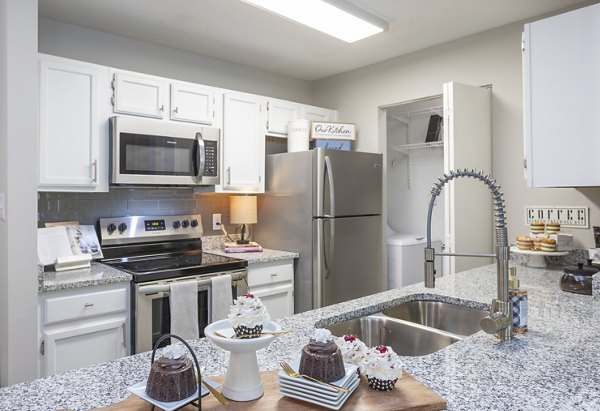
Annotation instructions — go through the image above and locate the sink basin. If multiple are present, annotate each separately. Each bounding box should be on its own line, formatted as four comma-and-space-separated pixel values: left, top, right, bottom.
324, 300, 489, 356
381, 300, 489, 337
325, 315, 461, 356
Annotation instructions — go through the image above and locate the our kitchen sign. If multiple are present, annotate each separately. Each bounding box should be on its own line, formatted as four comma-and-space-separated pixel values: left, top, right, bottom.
310, 122, 356, 141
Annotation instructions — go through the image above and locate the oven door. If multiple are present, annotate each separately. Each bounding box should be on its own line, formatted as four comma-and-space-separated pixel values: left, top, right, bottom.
133, 269, 247, 354
111, 116, 220, 186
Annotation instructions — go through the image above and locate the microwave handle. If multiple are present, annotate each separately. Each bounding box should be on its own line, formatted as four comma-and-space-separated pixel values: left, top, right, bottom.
195, 132, 205, 182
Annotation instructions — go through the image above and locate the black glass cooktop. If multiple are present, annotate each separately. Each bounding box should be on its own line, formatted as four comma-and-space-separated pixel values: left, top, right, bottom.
104, 251, 247, 283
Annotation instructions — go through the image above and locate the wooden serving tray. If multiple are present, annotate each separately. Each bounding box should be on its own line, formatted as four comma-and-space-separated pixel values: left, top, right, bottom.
93, 370, 446, 411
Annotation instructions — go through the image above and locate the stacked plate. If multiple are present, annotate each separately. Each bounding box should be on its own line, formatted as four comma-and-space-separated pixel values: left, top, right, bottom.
277, 358, 360, 410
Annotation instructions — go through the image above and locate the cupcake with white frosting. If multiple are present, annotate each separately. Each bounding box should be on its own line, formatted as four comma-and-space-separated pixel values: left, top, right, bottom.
335, 334, 368, 370
363, 345, 404, 391
228, 293, 270, 338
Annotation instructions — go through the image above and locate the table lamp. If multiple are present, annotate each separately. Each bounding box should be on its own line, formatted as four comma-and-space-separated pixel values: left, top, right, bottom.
230, 195, 257, 244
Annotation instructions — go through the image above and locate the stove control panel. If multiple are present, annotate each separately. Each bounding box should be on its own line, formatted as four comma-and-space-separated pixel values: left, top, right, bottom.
99, 214, 203, 246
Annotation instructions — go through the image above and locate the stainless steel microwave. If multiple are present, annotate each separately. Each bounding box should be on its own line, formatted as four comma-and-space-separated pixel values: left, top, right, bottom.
110, 116, 220, 186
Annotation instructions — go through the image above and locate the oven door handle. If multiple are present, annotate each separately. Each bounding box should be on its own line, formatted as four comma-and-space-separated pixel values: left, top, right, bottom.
137, 271, 247, 295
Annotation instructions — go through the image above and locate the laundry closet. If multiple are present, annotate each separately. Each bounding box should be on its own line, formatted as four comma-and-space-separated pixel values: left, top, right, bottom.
385, 82, 494, 288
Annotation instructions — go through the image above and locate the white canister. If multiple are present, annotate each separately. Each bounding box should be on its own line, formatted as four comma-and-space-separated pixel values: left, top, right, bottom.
287, 119, 310, 152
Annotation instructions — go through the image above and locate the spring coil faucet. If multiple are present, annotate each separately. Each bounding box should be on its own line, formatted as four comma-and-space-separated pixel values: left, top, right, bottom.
424, 169, 513, 340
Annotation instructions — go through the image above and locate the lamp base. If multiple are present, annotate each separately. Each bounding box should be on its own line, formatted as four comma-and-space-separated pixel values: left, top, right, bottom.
234, 224, 253, 244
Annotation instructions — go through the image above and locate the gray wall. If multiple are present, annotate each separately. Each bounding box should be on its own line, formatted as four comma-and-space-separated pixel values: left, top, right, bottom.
38, 17, 314, 104
312, 19, 600, 249
0, 0, 38, 386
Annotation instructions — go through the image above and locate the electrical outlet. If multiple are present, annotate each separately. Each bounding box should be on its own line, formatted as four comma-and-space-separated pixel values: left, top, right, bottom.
212, 214, 222, 231
525, 206, 589, 228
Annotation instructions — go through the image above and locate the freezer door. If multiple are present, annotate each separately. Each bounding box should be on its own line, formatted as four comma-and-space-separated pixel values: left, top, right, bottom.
313, 149, 383, 217
313, 215, 384, 308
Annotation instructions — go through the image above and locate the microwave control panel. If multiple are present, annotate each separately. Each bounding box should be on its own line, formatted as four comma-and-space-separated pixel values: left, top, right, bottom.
204, 140, 218, 177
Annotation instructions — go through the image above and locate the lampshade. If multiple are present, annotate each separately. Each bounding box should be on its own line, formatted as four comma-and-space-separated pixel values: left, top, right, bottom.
230, 196, 257, 224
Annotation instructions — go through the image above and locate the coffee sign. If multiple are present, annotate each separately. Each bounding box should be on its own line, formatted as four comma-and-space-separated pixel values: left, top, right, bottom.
310, 122, 356, 141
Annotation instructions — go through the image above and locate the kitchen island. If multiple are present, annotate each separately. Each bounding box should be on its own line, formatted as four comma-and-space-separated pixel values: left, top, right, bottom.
4, 263, 600, 410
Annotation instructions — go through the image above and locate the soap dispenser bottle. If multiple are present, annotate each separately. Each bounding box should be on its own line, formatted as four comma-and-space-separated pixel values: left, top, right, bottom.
509, 267, 528, 333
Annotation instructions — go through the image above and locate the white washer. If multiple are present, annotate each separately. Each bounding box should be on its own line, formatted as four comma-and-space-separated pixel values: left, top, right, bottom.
387, 231, 442, 289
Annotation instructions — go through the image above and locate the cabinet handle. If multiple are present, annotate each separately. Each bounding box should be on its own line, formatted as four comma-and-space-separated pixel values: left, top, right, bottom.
173, 106, 179, 114
159, 105, 165, 112
270, 273, 278, 277
91, 159, 98, 183
84, 303, 94, 308
227, 166, 231, 186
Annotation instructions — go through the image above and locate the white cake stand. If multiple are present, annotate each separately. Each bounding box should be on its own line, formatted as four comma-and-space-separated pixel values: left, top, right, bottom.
510, 246, 569, 268
204, 319, 281, 401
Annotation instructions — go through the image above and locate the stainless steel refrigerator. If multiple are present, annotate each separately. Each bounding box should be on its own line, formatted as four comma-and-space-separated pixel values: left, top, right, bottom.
255, 148, 384, 313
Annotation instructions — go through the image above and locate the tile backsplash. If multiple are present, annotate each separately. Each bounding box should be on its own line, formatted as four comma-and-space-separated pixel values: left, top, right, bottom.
37, 188, 235, 235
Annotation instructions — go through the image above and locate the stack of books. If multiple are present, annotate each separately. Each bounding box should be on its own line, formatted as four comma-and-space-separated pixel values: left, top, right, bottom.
223, 241, 263, 253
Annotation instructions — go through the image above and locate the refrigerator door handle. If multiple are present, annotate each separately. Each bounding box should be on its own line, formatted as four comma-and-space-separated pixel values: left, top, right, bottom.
325, 218, 335, 280
324, 155, 335, 218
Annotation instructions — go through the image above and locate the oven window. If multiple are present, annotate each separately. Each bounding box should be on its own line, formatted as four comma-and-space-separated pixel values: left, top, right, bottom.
120, 132, 196, 176
150, 286, 237, 349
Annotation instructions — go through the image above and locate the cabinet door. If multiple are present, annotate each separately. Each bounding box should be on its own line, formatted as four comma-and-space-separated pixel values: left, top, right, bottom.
443, 82, 492, 275
300, 105, 337, 122
171, 82, 216, 125
250, 284, 294, 319
39, 56, 109, 191
222, 92, 264, 191
112, 71, 167, 118
523, 3, 600, 187
43, 317, 126, 376
267, 99, 299, 135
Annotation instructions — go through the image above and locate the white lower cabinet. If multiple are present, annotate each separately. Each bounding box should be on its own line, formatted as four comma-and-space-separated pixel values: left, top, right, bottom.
39, 283, 129, 377
247, 260, 294, 319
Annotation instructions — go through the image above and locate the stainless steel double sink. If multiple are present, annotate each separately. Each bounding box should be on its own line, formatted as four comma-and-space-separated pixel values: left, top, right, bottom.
324, 300, 489, 356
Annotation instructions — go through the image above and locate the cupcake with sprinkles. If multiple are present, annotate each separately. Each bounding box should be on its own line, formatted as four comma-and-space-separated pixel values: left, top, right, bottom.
335, 334, 368, 371
363, 345, 403, 391
228, 293, 270, 338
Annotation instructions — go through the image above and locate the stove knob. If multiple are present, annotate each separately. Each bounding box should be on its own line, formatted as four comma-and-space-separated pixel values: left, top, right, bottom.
172, 220, 181, 229
118, 223, 128, 233
190, 219, 198, 228
107, 223, 116, 235
181, 220, 190, 228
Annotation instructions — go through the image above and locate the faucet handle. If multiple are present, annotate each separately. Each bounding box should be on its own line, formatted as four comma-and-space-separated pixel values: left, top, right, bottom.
480, 299, 512, 336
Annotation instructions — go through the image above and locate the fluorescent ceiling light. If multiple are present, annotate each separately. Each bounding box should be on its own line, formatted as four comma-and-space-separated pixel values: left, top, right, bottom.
241, 0, 387, 43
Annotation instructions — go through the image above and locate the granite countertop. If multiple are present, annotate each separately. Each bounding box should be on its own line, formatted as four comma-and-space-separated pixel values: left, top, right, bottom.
38, 262, 132, 293
38, 248, 298, 293
10, 263, 600, 410
206, 248, 299, 264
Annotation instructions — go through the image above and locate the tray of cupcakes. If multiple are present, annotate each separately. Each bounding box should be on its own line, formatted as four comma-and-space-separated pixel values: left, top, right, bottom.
277, 329, 403, 410
514, 220, 573, 255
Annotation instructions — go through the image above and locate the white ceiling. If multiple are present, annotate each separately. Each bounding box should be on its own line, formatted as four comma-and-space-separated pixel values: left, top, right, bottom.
38, 0, 591, 81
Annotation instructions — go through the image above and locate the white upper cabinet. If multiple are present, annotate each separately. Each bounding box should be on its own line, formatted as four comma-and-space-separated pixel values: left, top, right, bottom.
266, 98, 299, 135
523, 3, 600, 187
39, 54, 110, 192
170, 82, 219, 125
300, 105, 337, 122
112, 71, 168, 119
220, 92, 264, 192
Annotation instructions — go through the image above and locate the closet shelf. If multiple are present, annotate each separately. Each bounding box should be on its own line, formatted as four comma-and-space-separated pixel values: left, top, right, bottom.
392, 141, 444, 154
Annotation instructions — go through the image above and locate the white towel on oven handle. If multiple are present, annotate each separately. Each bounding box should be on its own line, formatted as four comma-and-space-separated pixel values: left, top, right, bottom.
169, 280, 199, 340
210, 274, 232, 322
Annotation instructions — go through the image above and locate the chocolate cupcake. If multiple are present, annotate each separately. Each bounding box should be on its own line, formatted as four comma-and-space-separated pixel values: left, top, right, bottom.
299, 329, 345, 383
228, 293, 270, 338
